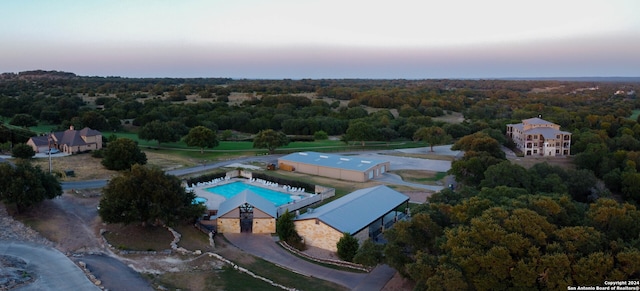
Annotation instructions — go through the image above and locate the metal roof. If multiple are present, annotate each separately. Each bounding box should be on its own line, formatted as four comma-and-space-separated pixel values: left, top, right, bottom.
295, 185, 409, 234
278, 151, 388, 173
215, 190, 277, 218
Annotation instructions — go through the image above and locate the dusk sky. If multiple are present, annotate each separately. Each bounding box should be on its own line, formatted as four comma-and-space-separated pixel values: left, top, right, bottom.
2, 0, 639, 79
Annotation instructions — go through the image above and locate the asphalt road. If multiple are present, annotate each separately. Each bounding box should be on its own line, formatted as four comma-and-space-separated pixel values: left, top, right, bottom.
72, 254, 154, 291
0, 241, 100, 291
225, 233, 371, 290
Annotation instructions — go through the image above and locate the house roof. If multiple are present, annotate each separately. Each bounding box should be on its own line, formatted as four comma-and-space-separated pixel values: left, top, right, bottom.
79, 127, 101, 136
215, 190, 277, 218
507, 120, 571, 139
278, 151, 388, 173
522, 117, 555, 125
295, 185, 409, 234
50, 127, 101, 147
29, 135, 50, 147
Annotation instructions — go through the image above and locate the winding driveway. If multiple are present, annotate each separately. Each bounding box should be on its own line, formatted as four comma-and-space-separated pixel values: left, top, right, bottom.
0, 241, 99, 291
224, 233, 396, 290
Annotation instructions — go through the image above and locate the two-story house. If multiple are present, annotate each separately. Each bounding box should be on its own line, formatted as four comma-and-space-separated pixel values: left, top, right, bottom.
27, 126, 102, 154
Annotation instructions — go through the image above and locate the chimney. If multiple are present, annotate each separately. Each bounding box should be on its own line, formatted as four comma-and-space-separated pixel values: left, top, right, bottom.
70, 125, 74, 131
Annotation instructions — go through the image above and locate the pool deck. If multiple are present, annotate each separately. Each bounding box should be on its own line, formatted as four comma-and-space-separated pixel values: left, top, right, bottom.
189, 178, 309, 211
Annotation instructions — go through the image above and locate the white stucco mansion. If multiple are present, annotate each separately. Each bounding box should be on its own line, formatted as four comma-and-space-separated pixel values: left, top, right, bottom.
506, 117, 571, 157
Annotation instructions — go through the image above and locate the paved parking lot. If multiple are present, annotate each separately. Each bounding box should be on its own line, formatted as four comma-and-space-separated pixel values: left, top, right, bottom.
351, 145, 461, 172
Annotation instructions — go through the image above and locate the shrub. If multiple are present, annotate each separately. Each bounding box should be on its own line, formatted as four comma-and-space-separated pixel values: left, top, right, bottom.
313, 130, 329, 140
353, 239, 383, 267
276, 210, 305, 250
336, 232, 359, 262
11, 143, 35, 159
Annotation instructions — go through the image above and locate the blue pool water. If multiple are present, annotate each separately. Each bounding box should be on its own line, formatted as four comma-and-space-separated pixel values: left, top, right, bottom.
205, 181, 295, 206
192, 197, 208, 204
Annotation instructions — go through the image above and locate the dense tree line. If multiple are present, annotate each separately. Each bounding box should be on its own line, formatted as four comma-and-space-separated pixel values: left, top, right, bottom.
3, 72, 640, 288
370, 134, 640, 289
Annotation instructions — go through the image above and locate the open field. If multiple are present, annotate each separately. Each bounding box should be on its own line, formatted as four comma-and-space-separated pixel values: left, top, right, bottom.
393, 170, 447, 185
30, 153, 117, 181
432, 111, 464, 124
383, 150, 456, 161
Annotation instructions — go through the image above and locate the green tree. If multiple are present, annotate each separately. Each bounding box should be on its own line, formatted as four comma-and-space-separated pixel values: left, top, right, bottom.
313, 130, 328, 140
80, 111, 110, 131
425, 264, 469, 291
566, 169, 598, 202
0, 162, 62, 213
346, 120, 378, 146
9, 113, 37, 127
451, 132, 505, 159
336, 232, 359, 262
413, 126, 451, 152
101, 138, 147, 171
184, 126, 218, 154
621, 171, 640, 203
11, 143, 35, 159
586, 198, 640, 241
480, 161, 532, 191
139, 120, 182, 145
253, 129, 289, 154
98, 164, 204, 226
221, 129, 233, 141
449, 151, 503, 187
574, 143, 609, 176
276, 209, 303, 249
353, 239, 384, 267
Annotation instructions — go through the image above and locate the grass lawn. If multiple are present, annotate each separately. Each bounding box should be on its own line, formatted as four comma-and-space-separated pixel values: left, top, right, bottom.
173, 223, 214, 252
394, 170, 447, 185
103, 224, 174, 251
240, 257, 348, 291
28, 123, 58, 133
384, 150, 456, 161
629, 109, 640, 121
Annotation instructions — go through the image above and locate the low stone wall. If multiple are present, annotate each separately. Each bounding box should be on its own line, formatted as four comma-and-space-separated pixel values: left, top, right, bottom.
101, 226, 298, 290
279, 241, 371, 272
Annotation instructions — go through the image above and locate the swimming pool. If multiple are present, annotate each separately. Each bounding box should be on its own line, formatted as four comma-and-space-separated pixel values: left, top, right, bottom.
205, 181, 295, 206
192, 197, 208, 204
